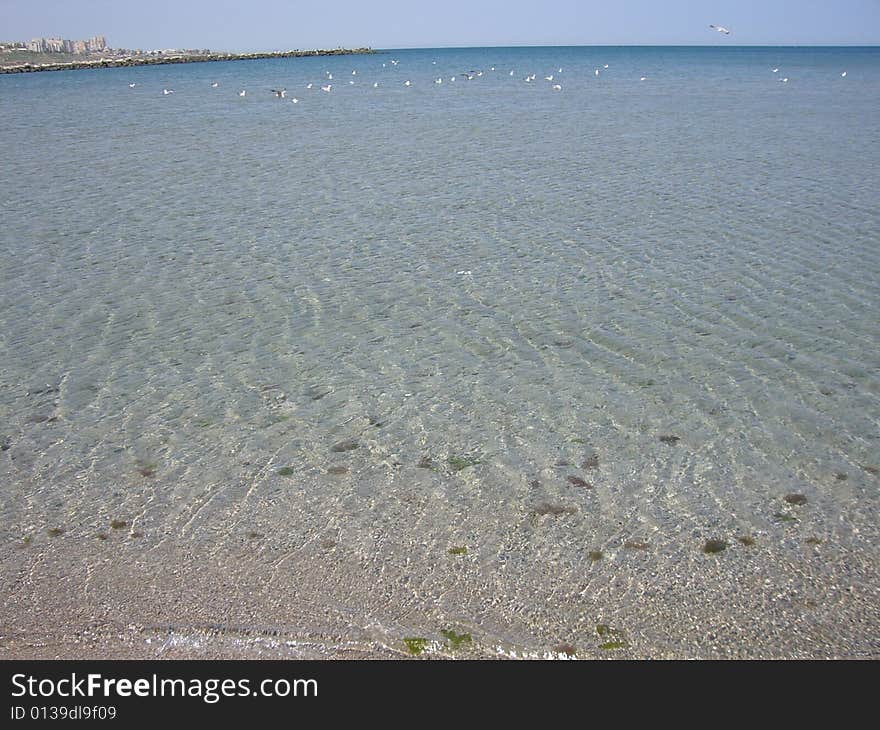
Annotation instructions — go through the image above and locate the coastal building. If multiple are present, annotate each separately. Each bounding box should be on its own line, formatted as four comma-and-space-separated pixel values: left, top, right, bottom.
24, 35, 108, 54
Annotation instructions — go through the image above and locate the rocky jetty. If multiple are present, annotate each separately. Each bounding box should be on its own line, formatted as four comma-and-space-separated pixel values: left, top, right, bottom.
0, 48, 374, 74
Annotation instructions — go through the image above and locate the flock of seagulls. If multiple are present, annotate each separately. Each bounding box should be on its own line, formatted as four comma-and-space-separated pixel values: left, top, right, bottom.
141, 40, 849, 102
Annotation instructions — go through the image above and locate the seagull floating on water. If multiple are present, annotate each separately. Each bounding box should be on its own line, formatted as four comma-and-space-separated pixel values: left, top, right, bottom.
163, 88, 174, 95
306, 83, 313, 89
271, 88, 287, 98
239, 89, 246, 96
841, 71, 847, 77
321, 84, 332, 92
604, 64, 609, 69
640, 76, 647, 81
373, 81, 379, 87
595, 68, 600, 76
772, 68, 779, 73
709, 24, 731, 34
211, 81, 219, 88
291, 97, 299, 104
391, 59, 399, 65
545, 75, 553, 81
434, 77, 442, 84
129, 83, 136, 88
403, 80, 411, 86
552, 84, 562, 91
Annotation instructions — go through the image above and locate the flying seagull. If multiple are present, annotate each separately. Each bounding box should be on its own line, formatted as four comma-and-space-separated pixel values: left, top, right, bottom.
709, 24, 731, 35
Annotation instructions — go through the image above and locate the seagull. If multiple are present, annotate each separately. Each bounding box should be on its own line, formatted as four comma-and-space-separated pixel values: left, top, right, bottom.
129, 83, 136, 88
327, 73, 333, 80
772, 68, 779, 73
291, 97, 299, 104
709, 24, 731, 34
163, 88, 174, 95
780, 77, 789, 83
403, 80, 411, 86
239, 89, 246, 96
558, 67, 563, 73
271, 88, 286, 98
450, 76, 456, 82
434, 77, 442, 84
211, 81, 218, 87
351, 69, 357, 75
321, 84, 332, 92
603, 64, 609, 69
841, 71, 847, 77
509, 70, 514, 76
382, 63, 386, 67
349, 80, 354, 84
306, 83, 313, 89
552, 84, 562, 91
640, 76, 647, 81
545, 75, 554, 81
391, 59, 399, 65
373, 81, 379, 88
595, 68, 600, 76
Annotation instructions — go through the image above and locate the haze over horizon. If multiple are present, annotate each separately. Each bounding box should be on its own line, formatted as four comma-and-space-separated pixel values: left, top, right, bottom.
4, 0, 879, 52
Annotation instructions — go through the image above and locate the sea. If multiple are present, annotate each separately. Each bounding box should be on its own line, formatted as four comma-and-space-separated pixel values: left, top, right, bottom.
1, 46, 878, 658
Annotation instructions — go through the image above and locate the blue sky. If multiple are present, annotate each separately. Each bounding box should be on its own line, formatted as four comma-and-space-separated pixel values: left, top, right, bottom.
3, 0, 879, 51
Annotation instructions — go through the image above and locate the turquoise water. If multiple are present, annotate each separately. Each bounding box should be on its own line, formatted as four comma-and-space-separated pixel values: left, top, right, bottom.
1, 46, 878, 657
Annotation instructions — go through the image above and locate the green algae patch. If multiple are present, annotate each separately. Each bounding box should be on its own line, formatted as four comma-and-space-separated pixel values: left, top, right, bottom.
599, 640, 629, 650
276, 466, 295, 477
596, 624, 629, 650
110, 519, 128, 530
403, 637, 428, 656
589, 550, 604, 562
448, 546, 468, 556
703, 539, 728, 554
447, 454, 481, 471
441, 629, 472, 649
773, 512, 798, 523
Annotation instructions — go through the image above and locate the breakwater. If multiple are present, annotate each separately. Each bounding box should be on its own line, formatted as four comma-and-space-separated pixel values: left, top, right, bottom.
0, 47, 374, 74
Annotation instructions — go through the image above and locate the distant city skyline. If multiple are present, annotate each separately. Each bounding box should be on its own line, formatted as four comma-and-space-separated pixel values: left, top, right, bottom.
3, 0, 879, 51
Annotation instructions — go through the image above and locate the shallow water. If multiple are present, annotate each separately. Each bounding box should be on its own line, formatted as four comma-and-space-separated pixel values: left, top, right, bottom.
1, 46, 878, 658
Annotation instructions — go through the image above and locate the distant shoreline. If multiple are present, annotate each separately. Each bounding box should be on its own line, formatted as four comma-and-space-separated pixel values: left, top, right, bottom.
0, 47, 375, 74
